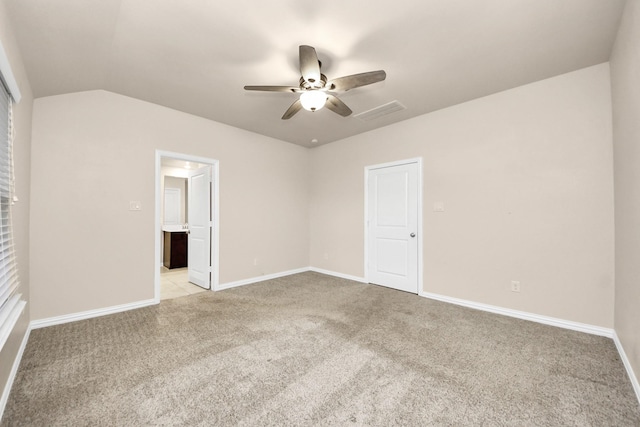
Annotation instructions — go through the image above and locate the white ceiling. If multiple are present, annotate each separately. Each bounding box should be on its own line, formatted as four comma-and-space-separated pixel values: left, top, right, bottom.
4, 0, 626, 147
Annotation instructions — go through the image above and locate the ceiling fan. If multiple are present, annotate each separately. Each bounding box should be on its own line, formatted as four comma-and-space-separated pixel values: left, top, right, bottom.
244, 45, 386, 120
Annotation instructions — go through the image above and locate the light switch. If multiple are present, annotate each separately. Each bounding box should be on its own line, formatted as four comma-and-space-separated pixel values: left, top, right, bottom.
434, 202, 445, 212
129, 201, 142, 211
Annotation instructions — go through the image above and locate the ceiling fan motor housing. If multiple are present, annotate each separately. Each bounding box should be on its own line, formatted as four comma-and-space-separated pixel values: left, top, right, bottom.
300, 74, 327, 90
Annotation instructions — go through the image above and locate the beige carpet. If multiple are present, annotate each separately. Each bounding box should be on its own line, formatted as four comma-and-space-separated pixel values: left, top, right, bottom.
3, 272, 640, 426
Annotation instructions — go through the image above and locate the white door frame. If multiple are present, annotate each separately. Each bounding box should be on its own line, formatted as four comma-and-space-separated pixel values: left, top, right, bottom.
364, 157, 423, 294
154, 150, 220, 302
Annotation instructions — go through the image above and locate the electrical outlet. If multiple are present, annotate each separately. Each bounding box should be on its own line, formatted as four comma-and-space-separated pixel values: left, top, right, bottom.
129, 201, 142, 211
253, 258, 258, 266
511, 281, 521, 293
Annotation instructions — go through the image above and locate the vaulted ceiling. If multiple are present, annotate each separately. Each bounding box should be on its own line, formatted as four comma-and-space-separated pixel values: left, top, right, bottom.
4, 0, 626, 147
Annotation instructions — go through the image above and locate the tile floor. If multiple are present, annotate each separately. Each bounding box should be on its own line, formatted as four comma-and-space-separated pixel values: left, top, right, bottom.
160, 267, 208, 300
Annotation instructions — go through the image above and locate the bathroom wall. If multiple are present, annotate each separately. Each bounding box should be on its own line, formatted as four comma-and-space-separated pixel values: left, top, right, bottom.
163, 175, 187, 225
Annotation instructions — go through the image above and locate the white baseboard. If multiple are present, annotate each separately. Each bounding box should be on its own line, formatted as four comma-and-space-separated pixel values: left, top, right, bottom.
308, 267, 367, 283
215, 266, 367, 291
30, 299, 157, 330
0, 323, 30, 420
613, 332, 640, 405
215, 267, 310, 291
421, 291, 614, 338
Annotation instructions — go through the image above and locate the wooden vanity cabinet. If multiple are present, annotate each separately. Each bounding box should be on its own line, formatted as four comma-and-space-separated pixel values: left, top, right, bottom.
163, 231, 188, 269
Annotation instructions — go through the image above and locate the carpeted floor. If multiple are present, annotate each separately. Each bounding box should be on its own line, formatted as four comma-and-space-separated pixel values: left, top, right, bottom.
3, 272, 640, 426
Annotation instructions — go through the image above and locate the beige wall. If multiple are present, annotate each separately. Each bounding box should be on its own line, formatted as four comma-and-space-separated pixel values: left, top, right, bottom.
610, 0, 640, 391
0, 0, 33, 405
26, 64, 619, 329
30, 90, 309, 320
310, 64, 615, 327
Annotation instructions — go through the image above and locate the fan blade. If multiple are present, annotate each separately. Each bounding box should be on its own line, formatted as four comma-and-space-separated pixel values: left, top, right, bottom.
282, 99, 302, 120
244, 85, 298, 93
299, 45, 321, 85
325, 94, 352, 117
328, 70, 386, 92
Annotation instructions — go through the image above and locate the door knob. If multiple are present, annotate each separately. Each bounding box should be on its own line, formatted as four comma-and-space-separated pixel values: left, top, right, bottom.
410, 233, 416, 238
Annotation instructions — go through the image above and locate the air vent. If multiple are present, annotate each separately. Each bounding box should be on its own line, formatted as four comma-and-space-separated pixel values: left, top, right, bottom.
353, 100, 406, 122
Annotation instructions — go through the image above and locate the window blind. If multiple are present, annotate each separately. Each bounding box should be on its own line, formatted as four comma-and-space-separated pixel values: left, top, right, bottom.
0, 80, 24, 352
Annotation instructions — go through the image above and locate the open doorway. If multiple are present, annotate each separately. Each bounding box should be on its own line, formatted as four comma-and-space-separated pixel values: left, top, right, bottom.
154, 151, 219, 302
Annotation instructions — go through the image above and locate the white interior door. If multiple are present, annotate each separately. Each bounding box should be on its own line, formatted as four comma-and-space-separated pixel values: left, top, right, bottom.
188, 165, 212, 289
367, 161, 419, 293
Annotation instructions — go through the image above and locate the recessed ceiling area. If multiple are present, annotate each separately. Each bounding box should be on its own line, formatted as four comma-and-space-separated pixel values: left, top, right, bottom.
4, 0, 626, 147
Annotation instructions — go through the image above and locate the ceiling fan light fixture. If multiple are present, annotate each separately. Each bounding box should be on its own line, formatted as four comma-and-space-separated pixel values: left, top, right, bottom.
300, 90, 327, 112
244, 45, 386, 119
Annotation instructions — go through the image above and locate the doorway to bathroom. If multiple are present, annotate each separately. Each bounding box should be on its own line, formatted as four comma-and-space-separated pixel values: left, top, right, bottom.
154, 151, 219, 301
